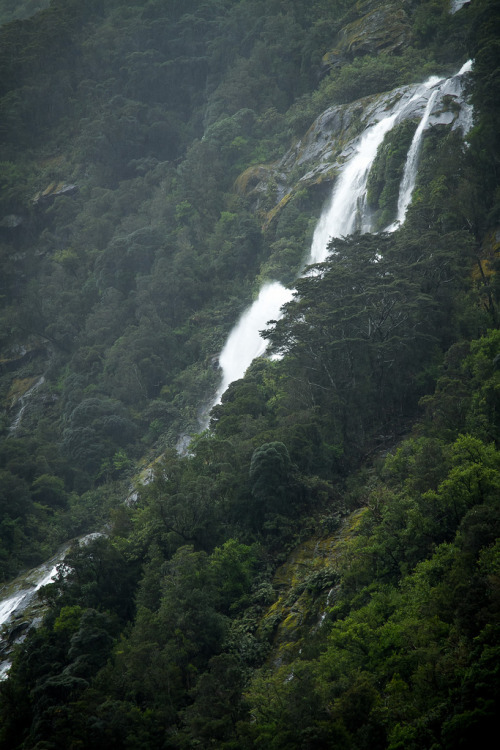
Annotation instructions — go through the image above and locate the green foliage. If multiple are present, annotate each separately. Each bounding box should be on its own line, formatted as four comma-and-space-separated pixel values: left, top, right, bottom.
313, 47, 436, 110
30, 473, 67, 509
61, 396, 138, 477
0, 161, 31, 212
0, 0, 49, 26
209, 539, 258, 614
52, 604, 83, 634
249, 442, 293, 521
265, 227, 474, 463
0, 0, 499, 747
367, 120, 417, 229
181, 652, 249, 745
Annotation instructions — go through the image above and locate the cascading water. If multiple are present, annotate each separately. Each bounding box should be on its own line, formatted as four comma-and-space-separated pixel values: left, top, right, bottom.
206, 61, 472, 415
0, 555, 65, 679
0, 564, 59, 630
0, 533, 103, 680
211, 282, 294, 407
308, 108, 402, 264
386, 60, 473, 232
9, 375, 45, 434
451, 0, 469, 13
205, 105, 407, 418
385, 78, 444, 231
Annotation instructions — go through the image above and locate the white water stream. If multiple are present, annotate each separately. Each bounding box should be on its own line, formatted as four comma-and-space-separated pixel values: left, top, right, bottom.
206, 62, 472, 416
9, 375, 45, 433
212, 282, 295, 406
451, 0, 469, 13
0, 533, 103, 679
0, 554, 65, 679
204, 99, 406, 420
386, 60, 473, 232
385, 77, 444, 231
0, 563, 59, 630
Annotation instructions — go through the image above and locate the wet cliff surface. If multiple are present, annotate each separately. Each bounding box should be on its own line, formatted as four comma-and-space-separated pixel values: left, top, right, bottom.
239, 65, 472, 223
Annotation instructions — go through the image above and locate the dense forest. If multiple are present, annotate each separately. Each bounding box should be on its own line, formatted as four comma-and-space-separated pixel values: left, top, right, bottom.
0, 0, 499, 747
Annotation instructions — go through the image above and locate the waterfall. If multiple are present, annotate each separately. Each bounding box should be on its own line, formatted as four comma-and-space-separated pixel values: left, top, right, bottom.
0, 533, 104, 631
206, 109, 407, 418
308, 108, 401, 264
451, 0, 469, 13
9, 375, 45, 434
0, 554, 65, 680
0, 564, 59, 629
198, 61, 473, 423
386, 60, 473, 232
389, 80, 443, 229
211, 282, 294, 408
206, 101, 412, 415
0, 533, 103, 680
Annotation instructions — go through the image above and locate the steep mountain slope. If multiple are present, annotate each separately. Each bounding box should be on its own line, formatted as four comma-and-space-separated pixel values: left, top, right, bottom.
0, 0, 476, 576
0, 0, 499, 747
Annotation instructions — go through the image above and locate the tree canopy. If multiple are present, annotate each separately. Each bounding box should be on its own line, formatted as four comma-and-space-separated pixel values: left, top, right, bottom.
0, 0, 499, 748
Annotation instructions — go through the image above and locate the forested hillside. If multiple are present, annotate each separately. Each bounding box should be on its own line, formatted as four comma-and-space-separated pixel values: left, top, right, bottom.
0, 0, 499, 747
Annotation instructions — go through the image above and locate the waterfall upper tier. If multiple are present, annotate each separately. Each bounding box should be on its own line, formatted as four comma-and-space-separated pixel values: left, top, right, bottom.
190, 62, 473, 435
237, 64, 473, 223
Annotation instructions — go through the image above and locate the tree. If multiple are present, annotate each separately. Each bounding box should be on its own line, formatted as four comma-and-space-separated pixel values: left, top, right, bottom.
249, 441, 293, 524
266, 233, 439, 460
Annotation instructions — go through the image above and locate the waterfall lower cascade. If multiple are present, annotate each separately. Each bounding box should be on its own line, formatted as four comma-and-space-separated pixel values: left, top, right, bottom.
208, 61, 473, 411
212, 282, 294, 406
0, 555, 64, 679
9, 375, 45, 434
0, 533, 103, 679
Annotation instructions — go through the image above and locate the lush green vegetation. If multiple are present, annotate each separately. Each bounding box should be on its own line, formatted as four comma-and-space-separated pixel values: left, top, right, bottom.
0, 0, 499, 747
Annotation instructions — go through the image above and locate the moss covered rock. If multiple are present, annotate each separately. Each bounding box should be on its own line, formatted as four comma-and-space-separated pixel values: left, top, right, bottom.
323, 0, 411, 69
259, 510, 367, 665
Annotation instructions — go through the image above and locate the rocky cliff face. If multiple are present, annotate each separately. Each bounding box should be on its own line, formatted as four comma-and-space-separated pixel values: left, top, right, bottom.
238, 72, 472, 227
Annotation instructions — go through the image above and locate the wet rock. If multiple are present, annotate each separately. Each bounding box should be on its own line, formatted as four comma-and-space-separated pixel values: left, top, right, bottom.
7, 621, 30, 642
238, 66, 472, 227
8, 375, 46, 433
0, 344, 47, 374
0, 534, 104, 679
322, 0, 411, 72
33, 182, 78, 205
234, 164, 274, 196
257, 511, 364, 665
241, 86, 409, 214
